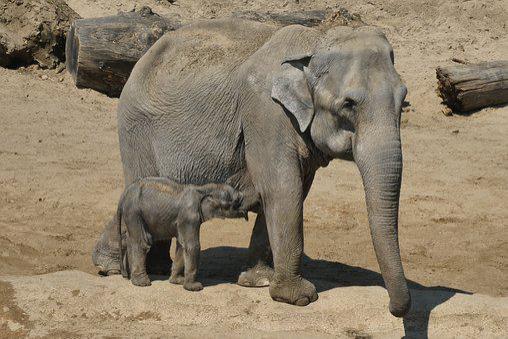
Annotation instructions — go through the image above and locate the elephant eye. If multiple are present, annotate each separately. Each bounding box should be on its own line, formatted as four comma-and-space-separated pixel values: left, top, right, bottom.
330, 97, 357, 116
342, 98, 356, 110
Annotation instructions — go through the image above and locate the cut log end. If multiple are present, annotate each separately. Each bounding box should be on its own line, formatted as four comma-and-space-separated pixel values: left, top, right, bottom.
65, 7, 181, 97
436, 61, 508, 113
65, 24, 79, 81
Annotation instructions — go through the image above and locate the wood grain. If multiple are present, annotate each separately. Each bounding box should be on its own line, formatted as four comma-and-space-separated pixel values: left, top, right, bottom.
65, 7, 180, 97
436, 61, 508, 112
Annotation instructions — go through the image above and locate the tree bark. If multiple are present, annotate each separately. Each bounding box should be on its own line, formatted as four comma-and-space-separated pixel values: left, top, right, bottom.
65, 6, 180, 97
232, 8, 363, 28
436, 61, 508, 113
232, 10, 330, 27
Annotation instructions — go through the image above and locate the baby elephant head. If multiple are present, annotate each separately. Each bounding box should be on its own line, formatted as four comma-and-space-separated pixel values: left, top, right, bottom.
200, 185, 248, 221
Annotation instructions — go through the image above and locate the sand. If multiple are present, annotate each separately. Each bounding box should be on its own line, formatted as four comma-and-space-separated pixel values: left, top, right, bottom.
1, 270, 507, 337
0, 0, 507, 337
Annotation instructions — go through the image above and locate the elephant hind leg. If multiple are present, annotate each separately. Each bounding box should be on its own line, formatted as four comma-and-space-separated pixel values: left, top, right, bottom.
93, 217, 172, 277
237, 212, 274, 287
92, 218, 121, 276
93, 126, 172, 275
122, 130, 173, 274
124, 213, 152, 287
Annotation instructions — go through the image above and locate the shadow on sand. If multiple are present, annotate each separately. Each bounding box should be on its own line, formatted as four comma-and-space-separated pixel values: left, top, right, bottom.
149, 246, 470, 339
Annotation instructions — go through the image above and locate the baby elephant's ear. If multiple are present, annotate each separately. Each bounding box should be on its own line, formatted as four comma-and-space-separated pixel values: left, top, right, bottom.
271, 54, 314, 133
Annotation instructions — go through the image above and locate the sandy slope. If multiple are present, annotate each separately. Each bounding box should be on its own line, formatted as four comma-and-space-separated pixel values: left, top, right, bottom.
0, 0, 507, 337
2, 271, 507, 337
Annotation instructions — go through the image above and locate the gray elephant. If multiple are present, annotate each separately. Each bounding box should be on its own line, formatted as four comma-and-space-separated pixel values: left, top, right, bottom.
93, 19, 411, 316
116, 177, 246, 290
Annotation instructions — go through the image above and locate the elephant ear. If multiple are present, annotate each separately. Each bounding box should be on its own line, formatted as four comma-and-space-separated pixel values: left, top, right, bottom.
271, 54, 314, 133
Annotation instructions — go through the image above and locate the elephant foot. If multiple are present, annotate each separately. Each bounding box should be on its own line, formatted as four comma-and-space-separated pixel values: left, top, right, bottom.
92, 245, 121, 276
237, 264, 273, 287
131, 274, 151, 287
269, 276, 318, 306
184, 281, 203, 291
169, 275, 184, 285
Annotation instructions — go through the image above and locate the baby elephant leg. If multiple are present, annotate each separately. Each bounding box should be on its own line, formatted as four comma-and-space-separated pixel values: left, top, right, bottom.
169, 240, 184, 285
177, 222, 203, 291
125, 215, 152, 287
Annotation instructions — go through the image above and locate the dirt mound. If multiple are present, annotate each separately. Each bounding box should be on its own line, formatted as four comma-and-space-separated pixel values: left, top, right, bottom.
0, 0, 79, 68
1, 270, 506, 337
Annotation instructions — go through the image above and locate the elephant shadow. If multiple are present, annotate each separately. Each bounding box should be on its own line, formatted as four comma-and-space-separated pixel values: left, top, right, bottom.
150, 246, 470, 339
301, 256, 470, 338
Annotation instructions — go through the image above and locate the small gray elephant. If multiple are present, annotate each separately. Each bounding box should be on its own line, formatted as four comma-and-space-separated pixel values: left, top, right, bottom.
116, 177, 247, 290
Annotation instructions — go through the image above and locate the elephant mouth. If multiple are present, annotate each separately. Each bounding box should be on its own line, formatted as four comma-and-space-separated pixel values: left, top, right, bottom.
235, 209, 248, 221
336, 149, 354, 161
327, 132, 354, 161
224, 207, 249, 221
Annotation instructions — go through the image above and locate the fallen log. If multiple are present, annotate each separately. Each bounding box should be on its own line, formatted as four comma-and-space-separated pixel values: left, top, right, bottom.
436, 61, 508, 113
65, 7, 362, 97
232, 8, 363, 28
65, 6, 181, 97
232, 10, 330, 27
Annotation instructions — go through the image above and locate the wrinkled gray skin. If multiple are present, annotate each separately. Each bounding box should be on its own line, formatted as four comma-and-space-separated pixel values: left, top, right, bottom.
117, 177, 247, 291
93, 19, 411, 316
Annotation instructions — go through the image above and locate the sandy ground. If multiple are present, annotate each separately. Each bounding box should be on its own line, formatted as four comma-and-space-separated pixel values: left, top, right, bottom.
0, 271, 507, 337
0, 0, 507, 337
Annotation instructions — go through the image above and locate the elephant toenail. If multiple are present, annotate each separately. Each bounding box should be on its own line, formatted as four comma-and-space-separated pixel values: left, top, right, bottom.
295, 297, 310, 306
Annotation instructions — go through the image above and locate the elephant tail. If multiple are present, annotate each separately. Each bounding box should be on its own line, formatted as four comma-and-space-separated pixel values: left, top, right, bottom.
116, 191, 127, 278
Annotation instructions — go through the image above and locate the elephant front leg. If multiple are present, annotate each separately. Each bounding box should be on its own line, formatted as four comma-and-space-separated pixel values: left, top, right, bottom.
169, 240, 185, 285
177, 222, 203, 292
264, 191, 318, 306
237, 212, 274, 287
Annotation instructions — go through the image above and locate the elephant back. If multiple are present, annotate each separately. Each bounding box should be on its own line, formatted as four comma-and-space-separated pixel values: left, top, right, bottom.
128, 18, 277, 89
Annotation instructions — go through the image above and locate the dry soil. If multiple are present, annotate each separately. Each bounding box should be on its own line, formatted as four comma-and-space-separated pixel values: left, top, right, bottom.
0, 0, 507, 337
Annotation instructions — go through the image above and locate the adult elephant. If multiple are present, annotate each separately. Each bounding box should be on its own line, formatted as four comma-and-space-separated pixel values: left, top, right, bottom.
93, 19, 411, 316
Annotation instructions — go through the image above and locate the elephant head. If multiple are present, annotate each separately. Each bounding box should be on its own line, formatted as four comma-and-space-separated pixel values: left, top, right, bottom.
272, 26, 411, 317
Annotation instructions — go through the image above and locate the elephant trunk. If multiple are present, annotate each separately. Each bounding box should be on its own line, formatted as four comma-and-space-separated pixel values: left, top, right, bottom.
353, 126, 411, 317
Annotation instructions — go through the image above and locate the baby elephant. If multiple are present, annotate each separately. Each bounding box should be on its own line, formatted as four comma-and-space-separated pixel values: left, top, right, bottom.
115, 177, 247, 291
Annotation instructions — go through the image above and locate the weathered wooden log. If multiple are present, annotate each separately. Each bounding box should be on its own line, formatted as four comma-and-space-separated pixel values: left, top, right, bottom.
232, 10, 330, 27
66, 7, 362, 97
436, 61, 508, 112
65, 6, 181, 97
232, 8, 363, 28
